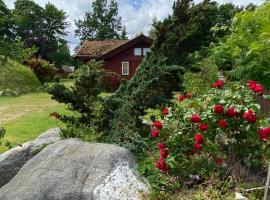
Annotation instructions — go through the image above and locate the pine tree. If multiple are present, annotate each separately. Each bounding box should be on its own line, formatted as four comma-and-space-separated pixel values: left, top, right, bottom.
75, 0, 126, 42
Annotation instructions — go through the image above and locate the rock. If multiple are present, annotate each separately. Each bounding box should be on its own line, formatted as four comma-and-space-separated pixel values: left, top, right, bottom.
235, 192, 248, 200
0, 139, 149, 200
0, 128, 61, 188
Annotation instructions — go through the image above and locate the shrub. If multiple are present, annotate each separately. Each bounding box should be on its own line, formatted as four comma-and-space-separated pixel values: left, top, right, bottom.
26, 58, 57, 83
146, 80, 270, 193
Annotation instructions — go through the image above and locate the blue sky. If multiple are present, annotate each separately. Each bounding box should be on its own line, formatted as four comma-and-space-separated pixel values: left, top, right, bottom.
4, 0, 265, 54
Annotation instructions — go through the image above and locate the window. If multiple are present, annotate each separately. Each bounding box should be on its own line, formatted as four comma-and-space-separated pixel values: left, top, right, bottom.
122, 62, 129, 75
134, 48, 141, 56
143, 48, 150, 56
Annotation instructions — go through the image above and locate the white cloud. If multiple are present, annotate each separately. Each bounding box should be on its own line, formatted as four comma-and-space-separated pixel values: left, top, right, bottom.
3, 0, 265, 53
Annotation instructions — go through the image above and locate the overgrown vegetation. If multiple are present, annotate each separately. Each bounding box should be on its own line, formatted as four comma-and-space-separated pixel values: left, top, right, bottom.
0, 59, 41, 95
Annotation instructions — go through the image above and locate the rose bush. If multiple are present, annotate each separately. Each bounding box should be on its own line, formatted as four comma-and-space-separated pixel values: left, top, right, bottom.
149, 80, 270, 183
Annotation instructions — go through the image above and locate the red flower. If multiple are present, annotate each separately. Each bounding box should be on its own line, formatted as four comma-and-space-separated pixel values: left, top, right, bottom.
254, 84, 263, 96
193, 143, 203, 151
248, 80, 264, 96
156, 159, 168, 171
157, 142, 166, 149
215, 158, 224, 166
214, 104, 224, 114
226, 107, 237, 118
190, 114, 201, 123
243, 110, 257, 123
194, 133, 204, 144
248, 80, 257, 90
151, 129, 159, 138
212, 80, 224, 88
160, 149, 167, 159
186, 92, 192, 99
258, 128, 270, 140
162, 107, 169, 117
198, 123, 208, 132
153, 121, 163, 129
218, 119, 228, 128
179, 94, 184, 102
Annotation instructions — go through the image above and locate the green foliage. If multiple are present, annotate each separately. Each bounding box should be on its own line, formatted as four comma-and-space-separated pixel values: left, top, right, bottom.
0, 127, 6, 140
0, 59, 41, 94
0, 0, 35, 63
12, 0, 69, 63
49, 53, 184, 153
75, 0, 126, 42
211, 3, 270, 88
183, 57, 218, 95
152, 0, 240, 67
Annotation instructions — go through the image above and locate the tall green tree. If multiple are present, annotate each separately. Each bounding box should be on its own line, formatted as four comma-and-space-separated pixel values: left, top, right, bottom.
0, 0, 34, 63
75, 0, 126, 42
152, 0, 240, 67
13, 0, 69, 63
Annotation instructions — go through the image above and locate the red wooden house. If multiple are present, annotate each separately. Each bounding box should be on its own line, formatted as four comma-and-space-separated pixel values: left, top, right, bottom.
74, 35, 153, 79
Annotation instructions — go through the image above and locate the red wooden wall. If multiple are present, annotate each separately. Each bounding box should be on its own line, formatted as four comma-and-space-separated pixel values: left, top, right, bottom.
103, 42, 150, 79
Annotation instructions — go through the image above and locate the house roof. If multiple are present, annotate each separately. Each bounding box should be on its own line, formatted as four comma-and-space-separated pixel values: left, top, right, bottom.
74, 35, 153, 60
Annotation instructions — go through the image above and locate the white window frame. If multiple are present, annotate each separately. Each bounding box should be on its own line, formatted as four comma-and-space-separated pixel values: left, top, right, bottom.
143, 48, 150, 56
122, 62, 130, 75
134, 48, 142, 56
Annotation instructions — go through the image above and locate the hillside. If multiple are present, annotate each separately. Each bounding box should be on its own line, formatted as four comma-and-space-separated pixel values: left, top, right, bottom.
0, 59, 41, 94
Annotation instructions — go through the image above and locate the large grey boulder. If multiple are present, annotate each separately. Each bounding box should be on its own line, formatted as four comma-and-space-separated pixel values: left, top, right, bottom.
0, 128, 61, 187
0, 139, 149, 200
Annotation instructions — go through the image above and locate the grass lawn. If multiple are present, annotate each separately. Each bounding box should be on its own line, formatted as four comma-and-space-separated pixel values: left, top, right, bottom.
0, 92, 72, 153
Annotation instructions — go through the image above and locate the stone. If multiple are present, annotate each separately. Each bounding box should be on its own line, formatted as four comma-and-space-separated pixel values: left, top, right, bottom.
235, 192, 248, 200
0, 128, 61, 188
0, 139, 149, 200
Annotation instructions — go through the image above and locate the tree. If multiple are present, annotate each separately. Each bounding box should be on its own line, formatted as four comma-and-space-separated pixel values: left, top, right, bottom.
75, 0, 125, 42
0, 0, 34, 63
152, 0, 240, 67
12, 0, 69, 63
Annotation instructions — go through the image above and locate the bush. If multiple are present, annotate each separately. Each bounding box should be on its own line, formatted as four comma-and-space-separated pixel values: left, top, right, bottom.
145, 80, 270, 194
26, 58, 57, 83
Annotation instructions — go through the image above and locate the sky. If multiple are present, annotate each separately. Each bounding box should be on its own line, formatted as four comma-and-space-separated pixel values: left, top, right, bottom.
4, 0, 265, 54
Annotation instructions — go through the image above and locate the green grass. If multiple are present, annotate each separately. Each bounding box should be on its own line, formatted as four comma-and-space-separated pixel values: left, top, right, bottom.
0, 92, 72, 153
0, 59, 41, 93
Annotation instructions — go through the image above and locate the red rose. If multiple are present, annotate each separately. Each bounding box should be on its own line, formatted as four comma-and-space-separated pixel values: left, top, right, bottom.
186, 92, 192, 99
254, 84, 263, 96
193, 143, 203, 151
248, 80, 257, 90
160, 149, 167, 159
215, 158, 224, 166
157, 142, 166, 149
190, 114, 201, 123
153, 121, 163, 129
218, 119, 228, 128
212, 80, 224, 88
162, 107, 169, 117
156, 159, 168, 171
194, 133, 204, 144
179, 94, 184, 102
214, 104, 224, 114
258, 128, 270, 140
151, 129, 159, 138
243, 110, 256, 123
198, 123, 208, 132
226, 107, 237, 118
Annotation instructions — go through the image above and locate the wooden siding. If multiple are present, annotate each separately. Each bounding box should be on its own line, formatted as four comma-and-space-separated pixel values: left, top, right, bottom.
255, 90, 270, 116
103, 42, 150, 79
